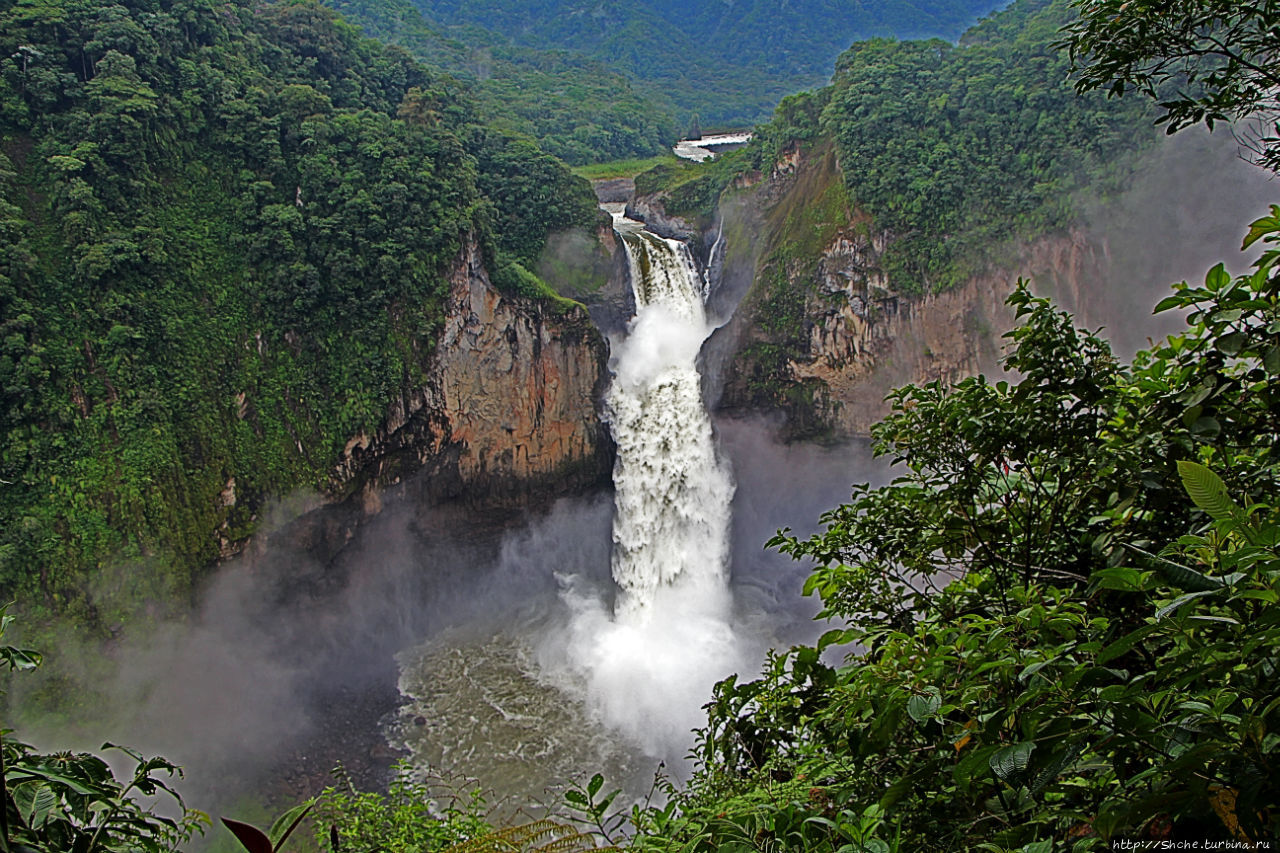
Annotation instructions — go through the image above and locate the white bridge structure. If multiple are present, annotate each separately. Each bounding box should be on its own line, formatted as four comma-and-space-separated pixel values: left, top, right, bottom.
672, 132, 753, 162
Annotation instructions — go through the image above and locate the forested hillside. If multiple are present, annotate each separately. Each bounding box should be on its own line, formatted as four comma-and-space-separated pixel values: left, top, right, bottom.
408, 0, 1009, 126
658, 0, 1153, 290
636, 0, 1157, 438
818, 0, 1151, 290
326, 0, 680, 164
0, 0, 600, 623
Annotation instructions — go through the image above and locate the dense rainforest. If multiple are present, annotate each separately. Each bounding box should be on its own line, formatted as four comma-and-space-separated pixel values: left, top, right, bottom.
306, 0, 1015, 165
323, 0, 680, 165
635, 0, 1160, 438
649, 0, 1154, 293
0, 0, 601, 627
406, 0, 1009, 128
2, 0, 1278, 850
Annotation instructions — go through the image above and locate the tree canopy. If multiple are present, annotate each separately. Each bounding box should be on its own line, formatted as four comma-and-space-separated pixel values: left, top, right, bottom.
326, 0, 682, 165
407, 0, 1008, 128
815, 0, 1155, 292
628, 209, 1280, 851
1061, 0, 1280, 171
0, 0, 600, 625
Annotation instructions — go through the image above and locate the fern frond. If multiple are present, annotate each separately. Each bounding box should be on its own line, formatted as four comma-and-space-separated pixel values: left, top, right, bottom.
518, 819, 564, 848
534, 830, 596, 852
442, 819, 614, 853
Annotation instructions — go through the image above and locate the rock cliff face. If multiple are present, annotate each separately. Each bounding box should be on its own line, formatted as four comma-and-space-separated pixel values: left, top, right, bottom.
332, 237, 612, 510
653, 143, 1115, 439
701, 131, 1277, 440
435, 242, 612, 497
625, 194, 699, 243
782, 230, 1104, 435
255, 237, 613, 564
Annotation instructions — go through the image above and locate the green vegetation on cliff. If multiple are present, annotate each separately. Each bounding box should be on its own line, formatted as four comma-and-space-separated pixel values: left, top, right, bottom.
819, 0, 1153, 291
637, 0, 1161, 435
0, 0, 600, 623
730, 0, 1152, 294
642, 248, 1280, 847
639, 0, 1155, 294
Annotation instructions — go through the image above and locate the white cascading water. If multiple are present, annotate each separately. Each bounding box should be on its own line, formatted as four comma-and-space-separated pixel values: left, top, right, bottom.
396, 209, 748, 785
609, 222, 733, 616
552, 208, 743, 758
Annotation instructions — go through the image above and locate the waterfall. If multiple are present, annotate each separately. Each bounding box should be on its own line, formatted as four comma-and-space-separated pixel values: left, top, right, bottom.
607, 222, 734, 619
544, 208, 742, 759
394, 211, 757, 785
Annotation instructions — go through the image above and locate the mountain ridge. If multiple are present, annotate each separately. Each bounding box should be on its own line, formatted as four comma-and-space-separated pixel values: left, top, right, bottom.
406, 0, 1012, 125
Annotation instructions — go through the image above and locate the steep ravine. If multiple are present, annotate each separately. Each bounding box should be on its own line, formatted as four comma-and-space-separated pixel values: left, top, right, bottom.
631, 139, 1271, 440
764, 228, 1106, 436
104, 235, 619, 810
707, 145, 1110, 438
235, 235, 614, 566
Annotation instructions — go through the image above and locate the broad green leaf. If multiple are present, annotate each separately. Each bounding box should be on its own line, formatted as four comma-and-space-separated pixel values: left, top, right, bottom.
878, 775, 913, 810
1018, 658, 1056, 681
0, 645, 42, 672
1184, 382, 1216, 407
267, 801, 313, 849
1241, 206, 1280, 249
989, 741, 1034, 783
1190, 416, 1221, 438
1098, 624, 1158, 665
803, 816, 838, 833
6, 767, 102, 798
907, 689, 941, 724
596, 788, 620, 815
1099, 684, 1128, 702
1125, 545, 1223, 591
1264, 345, 1280, 375
1215, 331, 1246, 355
1090, 566, 1148, 591
955, 746, 997, 791
1028, 740, 1084, 796
221, 818, 272, 853
818, 628, 858, 650
13, 781, 58, 830
1187, 615, 1240, 626
1155, 588, 1220, 620
1204, 263, 1231, 292
1158, 559, 1224, 592
1177, 461, 1236, 522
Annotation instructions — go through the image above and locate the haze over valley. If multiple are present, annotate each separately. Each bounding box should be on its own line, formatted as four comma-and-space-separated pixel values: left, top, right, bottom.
1, 0, 1278, 849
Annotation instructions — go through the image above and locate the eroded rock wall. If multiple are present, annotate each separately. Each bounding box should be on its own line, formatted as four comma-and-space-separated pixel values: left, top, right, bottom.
435, 241, 612, 498
788, 230, 1103, 435
331, 236, 612, 510
691, 144, 1111, 438
259, 236, 612, 566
